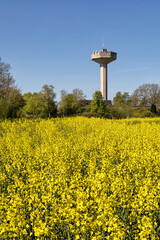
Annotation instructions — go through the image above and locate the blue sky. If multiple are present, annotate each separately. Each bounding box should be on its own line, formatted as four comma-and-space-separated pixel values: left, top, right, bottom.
0, 0, 160, 102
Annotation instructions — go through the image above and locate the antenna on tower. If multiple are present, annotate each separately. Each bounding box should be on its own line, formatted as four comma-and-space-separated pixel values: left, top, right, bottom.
103, 37, 105, 49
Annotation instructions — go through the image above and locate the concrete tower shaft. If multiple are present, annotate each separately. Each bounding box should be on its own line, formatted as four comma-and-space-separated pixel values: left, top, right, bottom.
100, 64, 107, 100
91, 48, 117, 100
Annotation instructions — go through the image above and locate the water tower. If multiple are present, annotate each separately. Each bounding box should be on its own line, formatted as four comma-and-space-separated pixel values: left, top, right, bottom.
91, 47, 117, 100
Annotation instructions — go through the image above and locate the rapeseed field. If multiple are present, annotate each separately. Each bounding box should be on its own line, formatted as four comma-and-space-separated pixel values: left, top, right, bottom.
0, 117, 160, 239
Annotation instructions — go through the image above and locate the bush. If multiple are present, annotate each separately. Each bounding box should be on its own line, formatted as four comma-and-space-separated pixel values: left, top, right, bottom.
132, 108, 156, 118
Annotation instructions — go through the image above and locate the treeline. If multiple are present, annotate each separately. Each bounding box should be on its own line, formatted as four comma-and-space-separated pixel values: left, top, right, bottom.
1, 57, 160, 119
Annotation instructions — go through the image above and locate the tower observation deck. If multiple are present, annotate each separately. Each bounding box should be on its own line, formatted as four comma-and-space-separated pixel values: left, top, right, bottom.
91, 48, 117, 100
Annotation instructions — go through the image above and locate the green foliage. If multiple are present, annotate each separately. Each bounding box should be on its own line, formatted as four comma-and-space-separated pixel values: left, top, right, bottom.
131, 83, 160, 106
20, 92, 43, 118
81, 112, 100, 118
113, 91, 131, 106
151, 104, 157, 114
6, 87, 24, 118
132, 108, 156, 118
0, 97, 9, 119
58, 89, 85, 117
91, 91, 105, 115
110, 106, 127, 119
21, 85, 57, 118
40, 84, 57, 118
0, 58, 23, 118
103, 106, 112, 119
84, 104, 91, 113
1, 55, 160, 121
112, 91, 132, 118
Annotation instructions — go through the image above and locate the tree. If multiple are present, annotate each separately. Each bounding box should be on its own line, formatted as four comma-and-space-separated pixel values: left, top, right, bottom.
112, 91, 132, 118
72, 88, 86, 113
131, 84, 160, 107
0, 58, 23, 118
7, 87, 24, 118
40, 84, 57, 118
20, 92, 43, 118
58, 88, 85, 117
21, 85, 57, 118
72, 88, 85, 102
58, 90, 67, 117
0, 97, 9, 119
91, 91, 105, 115
113, 91, 131, 106
0, 58, 15, 97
